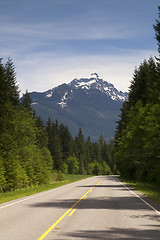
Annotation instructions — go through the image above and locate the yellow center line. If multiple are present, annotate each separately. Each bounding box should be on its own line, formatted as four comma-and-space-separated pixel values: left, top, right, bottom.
38, 177, 103, 240
68, 208, 77, 216
97, 178, 104, 185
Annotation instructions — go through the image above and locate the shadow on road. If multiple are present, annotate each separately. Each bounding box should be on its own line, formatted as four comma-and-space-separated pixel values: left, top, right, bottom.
29, 175, 160, 239
77, 184, 127, 188
29, 195, 160, 215
59, 228, 160, 239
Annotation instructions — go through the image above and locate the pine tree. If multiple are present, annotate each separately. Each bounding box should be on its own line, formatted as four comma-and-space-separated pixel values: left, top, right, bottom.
66, 155, 79, 174
4, 57, 19, 105
35, 116, 48, 149
46, 119, 63, 171
74, 128, 87, 174
58, 123, 73, 160
0, 156, 6, 192
153, 6, 160, 60
128, 58, 157, 107
21, 90, 32, 112
46, 117, 53, 155
0, 58, 7, 109
0, 58, 53, 191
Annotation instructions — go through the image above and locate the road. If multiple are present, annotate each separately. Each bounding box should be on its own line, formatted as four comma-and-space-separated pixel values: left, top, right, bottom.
0, 176, 160, 240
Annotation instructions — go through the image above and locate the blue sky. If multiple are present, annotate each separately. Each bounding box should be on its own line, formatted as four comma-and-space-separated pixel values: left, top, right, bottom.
0, 0, 159, 95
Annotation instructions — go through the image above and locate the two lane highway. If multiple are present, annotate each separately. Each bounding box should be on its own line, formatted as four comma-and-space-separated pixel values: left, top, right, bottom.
0, 176, 160, 239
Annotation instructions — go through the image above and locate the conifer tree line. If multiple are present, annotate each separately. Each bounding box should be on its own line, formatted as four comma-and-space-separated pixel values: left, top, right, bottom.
0, 58, 115, 192
0, 58, 53, 192
115, 6, 160, 184
46, 120, 115, 176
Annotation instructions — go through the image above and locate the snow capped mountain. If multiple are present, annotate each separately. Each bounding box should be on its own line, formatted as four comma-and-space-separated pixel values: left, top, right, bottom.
69, 73, 128, 101
30, 73, 128, 141
43, 73, 128, 109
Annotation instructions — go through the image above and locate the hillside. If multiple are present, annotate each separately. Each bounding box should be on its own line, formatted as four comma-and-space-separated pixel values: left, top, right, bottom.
30, 73, 128, 141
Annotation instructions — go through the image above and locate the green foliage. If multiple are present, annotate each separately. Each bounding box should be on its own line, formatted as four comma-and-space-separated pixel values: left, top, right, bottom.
0, 156, 6, 192
54, 171, 65, 181
4, 58, 19, 105
153, 5, 160, 58
115, 61, 160, 183
129, 58, 158, 106
58, 123, 73, 160
59, 162, 68, 174
0, 59, 53, 192
115, 6, 160, 184
115, 102, 146, 180
46, 119, 63, 170
88, 160, 111, 176
0, 174, 91, 204
0, 58, 115, 193
46, 120, 114, 176
4, 155, 29, 191
101, 161, 112, 175
92, 161, 101, 175
66, 155, 79, 174
21, 90, 33, 113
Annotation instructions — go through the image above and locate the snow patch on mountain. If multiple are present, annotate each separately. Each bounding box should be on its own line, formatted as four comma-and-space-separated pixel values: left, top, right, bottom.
70, 73, 128, 102
45, 90, 53, 98
34, 73, 128, 110
58, 102, 67, 108
57, 91, 68, 108
46, 92, 52, 98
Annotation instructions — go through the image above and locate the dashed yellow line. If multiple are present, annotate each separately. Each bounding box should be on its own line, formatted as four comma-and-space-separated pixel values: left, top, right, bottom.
38, 177, 103, 240
68, 208, 77, 216
38, 208, 71, 240
97, 178, 103, 185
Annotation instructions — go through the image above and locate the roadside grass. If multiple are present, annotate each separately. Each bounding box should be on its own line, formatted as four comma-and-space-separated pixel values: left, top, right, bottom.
120, 177, 160, 205
0, 174, 91, 204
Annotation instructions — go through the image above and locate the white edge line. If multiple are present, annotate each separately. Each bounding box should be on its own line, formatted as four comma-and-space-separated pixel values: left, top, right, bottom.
0, 176, 95, 210
0, 188, 59, 210
117, 178, 160, 215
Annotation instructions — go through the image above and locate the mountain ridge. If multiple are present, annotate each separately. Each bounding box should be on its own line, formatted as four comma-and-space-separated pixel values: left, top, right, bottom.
30, 73, 128, 142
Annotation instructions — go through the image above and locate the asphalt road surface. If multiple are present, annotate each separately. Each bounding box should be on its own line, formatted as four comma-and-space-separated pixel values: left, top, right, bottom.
0, 176, 160, 240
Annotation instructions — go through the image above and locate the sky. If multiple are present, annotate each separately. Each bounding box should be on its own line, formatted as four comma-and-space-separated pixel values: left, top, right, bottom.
1, 0, 160, 95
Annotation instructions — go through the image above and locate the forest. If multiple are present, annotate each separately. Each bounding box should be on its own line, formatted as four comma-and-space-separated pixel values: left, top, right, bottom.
115, 6, 160, 185
0, 58, 115, 192
1, 6, 160, 193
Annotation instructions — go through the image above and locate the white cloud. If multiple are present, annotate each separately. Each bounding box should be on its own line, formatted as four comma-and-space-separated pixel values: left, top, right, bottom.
0, 14, 139, 45
0, 1, 157, 97
15, 49, 157, 95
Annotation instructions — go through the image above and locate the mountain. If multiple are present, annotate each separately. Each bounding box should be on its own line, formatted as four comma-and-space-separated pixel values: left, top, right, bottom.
29, 73, 128, 142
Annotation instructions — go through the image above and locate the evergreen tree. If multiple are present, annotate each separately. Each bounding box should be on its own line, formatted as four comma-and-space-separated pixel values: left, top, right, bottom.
0, 59, 53, 191
85, 137, 93, 171
46, 117, 54, 156
114, 5, 160, 182
153, 6, 160, 59
0, 58, 7, 109
4, 57, 19, 105
58, 123, 73, 160
115, 101, 130, 143
66, 155, 79, 174
46, 120, 63, 171
35, 116, 48, 149
0, 156, 6, 192
74, 128, 87, 174
21, 90, 32, 112
129, 58, 157, 106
